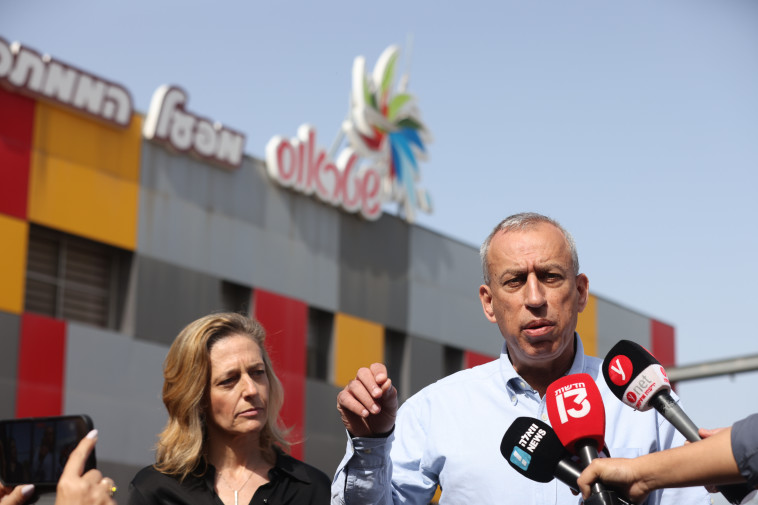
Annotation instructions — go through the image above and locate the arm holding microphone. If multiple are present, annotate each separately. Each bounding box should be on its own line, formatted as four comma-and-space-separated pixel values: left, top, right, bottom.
577, 425, 747, 503
602, 340, 756, 504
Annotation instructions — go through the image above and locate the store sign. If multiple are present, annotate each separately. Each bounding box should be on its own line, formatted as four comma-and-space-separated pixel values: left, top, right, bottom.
143, 85, 246, 169
0, 37, 133, 127
266, 125, 383, 219
265, 45, 433, 222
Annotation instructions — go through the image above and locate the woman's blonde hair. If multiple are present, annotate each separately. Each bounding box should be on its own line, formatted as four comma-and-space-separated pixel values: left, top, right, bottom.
154, 312, 289, 479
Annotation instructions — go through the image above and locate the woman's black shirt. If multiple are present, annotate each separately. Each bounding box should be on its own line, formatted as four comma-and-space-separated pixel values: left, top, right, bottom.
127, 451, 330, 505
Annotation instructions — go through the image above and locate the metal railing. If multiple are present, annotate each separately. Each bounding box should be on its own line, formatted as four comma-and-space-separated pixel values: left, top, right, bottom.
667, 354, 758, 382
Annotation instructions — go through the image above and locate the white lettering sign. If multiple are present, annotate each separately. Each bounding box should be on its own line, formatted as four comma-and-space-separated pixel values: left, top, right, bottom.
143, 85, 246, 169
0, 37, 133, 127
265, 125, 383, 220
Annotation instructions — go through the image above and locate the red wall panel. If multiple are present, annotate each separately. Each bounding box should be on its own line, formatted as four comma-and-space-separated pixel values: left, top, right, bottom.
252, 289, 307, 460
464, 350, 497, 369
16, 313, 67, 417
651, 319, 676, 368
0, 88, 34, 219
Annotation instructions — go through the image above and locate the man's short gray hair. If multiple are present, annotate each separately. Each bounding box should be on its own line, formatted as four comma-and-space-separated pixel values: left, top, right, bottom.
479, 212, 580, 284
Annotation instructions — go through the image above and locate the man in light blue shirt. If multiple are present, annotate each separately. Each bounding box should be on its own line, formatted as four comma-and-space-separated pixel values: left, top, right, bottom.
331, 213, 710, 505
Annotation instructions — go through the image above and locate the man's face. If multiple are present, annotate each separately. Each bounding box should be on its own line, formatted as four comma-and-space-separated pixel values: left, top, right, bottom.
479, 222, 588, 372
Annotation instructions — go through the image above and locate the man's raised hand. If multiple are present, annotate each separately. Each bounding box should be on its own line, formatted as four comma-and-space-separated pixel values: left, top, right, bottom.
337, 363, 398, 438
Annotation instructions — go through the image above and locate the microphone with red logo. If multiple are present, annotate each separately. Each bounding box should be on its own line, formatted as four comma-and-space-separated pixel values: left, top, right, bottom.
546, 373, 626, 505
602, 340, 752, 505
500, 417, 632, 505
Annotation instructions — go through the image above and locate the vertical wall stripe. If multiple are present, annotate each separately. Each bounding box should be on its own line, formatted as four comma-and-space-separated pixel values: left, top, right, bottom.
16, 313, 66, 417
333, 313, 384, 388
464, 350, 497, 369
0, 88, 34, 219
576, 294, 598, 357
650, 319, 676, 368
0, 215, 28, 314
253, 289, 307, 460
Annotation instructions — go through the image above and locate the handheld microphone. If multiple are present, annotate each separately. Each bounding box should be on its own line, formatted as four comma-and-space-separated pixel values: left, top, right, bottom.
546, 374, 631, 504
500, 416, 583, 489
500, 417, 631, 505
546, 373, 606, 467
602, 340, 753, 505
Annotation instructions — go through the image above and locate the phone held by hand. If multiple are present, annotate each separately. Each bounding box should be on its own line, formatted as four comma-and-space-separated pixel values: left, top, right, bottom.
0, 414, 96, 489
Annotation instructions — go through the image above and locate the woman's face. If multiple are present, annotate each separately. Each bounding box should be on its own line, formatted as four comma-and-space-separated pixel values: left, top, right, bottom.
206, 334, 269, 440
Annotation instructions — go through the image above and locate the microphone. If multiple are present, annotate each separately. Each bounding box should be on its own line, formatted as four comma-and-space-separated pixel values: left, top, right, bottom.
602, 340, 753, 505
500, 417, 632, 505
500, 416, 583, 489
546, 374, 627, 505
546, 373, 605, 466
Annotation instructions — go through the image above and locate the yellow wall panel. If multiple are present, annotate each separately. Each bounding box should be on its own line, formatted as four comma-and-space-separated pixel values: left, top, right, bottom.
576, 293, 598, 357
32, 102, 142, 183
28, 152, 138, 250
0, 215, 28, 314
334, 313, 384, 387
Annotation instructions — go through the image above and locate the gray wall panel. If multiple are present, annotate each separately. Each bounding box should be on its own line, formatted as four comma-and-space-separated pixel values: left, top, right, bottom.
407, 227, 498, 355
140, 142, 267, 225
405, 336, 446, 399
338, 214, 409, 329
134, 256, 226, 344
0, 311, 20, 419
303, 379, 345, 476
138, 153, 341, 313
595, 297, 651, 359
251, 183, 340, 311
64, 323, 168, 467
139, 191, 262, 282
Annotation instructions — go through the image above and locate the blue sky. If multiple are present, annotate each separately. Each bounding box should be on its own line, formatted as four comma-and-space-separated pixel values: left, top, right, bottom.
3, 0, 757, 482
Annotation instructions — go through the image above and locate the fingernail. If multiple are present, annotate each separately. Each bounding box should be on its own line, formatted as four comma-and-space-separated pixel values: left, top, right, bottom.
86, 429, 98, 439
21, 484, 35, 497
373, 387, 382, 396
371, 404, 380, 414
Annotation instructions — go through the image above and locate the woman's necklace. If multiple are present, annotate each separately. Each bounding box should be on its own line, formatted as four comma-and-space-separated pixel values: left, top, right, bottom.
219, 468, 254, 505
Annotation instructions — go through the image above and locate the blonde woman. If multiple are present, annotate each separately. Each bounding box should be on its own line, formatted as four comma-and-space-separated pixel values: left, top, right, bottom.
127, 313, 330, 505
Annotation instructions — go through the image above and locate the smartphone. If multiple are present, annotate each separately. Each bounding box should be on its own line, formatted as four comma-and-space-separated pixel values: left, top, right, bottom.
0, 415, 96, 489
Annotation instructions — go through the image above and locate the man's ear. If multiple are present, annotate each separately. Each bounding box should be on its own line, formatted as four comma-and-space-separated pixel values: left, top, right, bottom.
479, 284, 497, 323
576, 273, 589, 313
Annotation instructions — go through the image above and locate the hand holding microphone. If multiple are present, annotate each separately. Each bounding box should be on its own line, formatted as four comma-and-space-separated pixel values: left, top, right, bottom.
601, 340, 754, 505
500, 417, 632, 505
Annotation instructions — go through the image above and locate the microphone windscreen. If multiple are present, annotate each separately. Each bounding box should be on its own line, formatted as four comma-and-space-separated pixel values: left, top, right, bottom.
546, 373, 605, 453
501, 417, 568, 483
602, 340, 671, 411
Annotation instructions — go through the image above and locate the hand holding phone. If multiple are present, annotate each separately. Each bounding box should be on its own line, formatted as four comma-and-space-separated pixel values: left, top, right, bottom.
0, 425, 115, 505
0, 415, 96, 489
55, 430, 115, 505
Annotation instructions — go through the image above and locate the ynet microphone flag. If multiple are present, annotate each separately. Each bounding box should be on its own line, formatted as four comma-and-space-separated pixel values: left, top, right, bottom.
602, 339, 753, 505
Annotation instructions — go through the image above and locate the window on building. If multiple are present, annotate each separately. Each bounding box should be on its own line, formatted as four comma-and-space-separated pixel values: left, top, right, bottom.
306, 308, 333, 380
444, 346, 463, 377
384, 329, 407, 390
221, 280, 252, 314
24, 225, 130, 329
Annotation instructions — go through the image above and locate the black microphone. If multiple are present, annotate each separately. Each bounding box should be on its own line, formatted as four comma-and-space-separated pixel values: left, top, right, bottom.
501, 417, 631, 505
501, 417, 583, 489
602, 340, 753, 505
